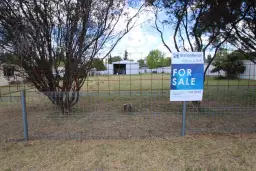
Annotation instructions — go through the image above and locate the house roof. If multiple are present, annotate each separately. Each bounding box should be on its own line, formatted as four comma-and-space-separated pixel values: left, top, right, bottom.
112, 60, 139, 64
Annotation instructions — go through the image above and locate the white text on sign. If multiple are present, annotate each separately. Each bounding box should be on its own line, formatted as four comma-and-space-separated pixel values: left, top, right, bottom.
172, 69, 196, 86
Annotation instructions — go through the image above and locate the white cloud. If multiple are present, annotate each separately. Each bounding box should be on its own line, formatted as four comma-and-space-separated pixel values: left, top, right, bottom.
101, 4, 220, 61
109, 6, 159, 60
156, 44, 172, 57
103, 5, 213, 61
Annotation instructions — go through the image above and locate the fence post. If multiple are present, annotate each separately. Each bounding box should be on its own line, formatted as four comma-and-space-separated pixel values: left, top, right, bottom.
21, 89, 28, 141
181, 101, 187, 136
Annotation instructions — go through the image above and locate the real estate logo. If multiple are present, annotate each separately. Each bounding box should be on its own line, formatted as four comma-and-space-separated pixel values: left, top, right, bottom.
173, 53, 179, 59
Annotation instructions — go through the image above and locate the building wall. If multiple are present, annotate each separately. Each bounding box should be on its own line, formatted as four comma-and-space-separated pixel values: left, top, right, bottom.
125, 63, 139, 75
102, 63, 139, 75
0, 64, 26, 86
104, 64, 113, 75
139, 67, 171, 74
96, 61, 256, 80
0, 70, 9, 86
239, 60, 256, 80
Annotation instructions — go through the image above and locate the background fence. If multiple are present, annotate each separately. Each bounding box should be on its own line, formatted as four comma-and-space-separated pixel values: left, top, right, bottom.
0, 62, 256, 142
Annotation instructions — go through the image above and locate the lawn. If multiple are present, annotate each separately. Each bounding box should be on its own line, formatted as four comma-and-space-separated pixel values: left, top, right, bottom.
81, 74, 256, 92
0, 74, 256, 95
1, 134, 256, 171
0, 83, 34, 96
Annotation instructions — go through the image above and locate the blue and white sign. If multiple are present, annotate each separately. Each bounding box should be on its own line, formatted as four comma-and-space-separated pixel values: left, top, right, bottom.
170, 52, 204, 101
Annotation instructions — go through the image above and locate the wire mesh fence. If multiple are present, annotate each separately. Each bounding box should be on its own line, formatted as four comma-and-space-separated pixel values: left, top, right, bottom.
0, 95, 23, 142
0, 62, 256, 142
0, 87, 255, 142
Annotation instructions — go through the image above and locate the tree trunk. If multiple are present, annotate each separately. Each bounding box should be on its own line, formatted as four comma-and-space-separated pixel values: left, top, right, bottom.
44, 91, 80, 115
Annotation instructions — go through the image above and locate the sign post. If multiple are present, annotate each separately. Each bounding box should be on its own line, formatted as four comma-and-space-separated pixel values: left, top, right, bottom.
170, 52, 204, 136
181, 101, 187, 136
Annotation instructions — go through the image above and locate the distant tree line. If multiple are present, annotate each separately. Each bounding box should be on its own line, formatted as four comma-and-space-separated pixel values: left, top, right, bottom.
136, 49, 171, 69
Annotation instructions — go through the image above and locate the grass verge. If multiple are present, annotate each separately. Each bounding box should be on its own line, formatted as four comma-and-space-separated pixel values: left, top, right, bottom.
1, 134, 256, 171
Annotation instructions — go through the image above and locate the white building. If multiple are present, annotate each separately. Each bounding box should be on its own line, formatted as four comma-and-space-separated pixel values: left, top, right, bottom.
239, 60, 256, 80
105, 60, 139, 75
0, 64, 25, 86
0, 70, 9, 86
92, 60, 256, 80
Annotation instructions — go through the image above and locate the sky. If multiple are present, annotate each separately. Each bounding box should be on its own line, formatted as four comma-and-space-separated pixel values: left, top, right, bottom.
109, 6, 174, 61
107, 4, 215, 62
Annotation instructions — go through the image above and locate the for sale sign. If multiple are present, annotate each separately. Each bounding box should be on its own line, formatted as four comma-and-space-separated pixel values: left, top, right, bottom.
170, 52, 204, 101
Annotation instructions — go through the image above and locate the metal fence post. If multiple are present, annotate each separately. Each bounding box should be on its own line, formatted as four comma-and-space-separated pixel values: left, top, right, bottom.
21, 89, 28, 141
181, 101, 187, 136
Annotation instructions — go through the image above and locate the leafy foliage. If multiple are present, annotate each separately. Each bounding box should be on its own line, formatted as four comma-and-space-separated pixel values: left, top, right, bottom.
211, 50, 246, 79
150, 0, 255, 107
146, 49, 170, 69
152, 0, 255, 85
163, 57, 171, 67
232, 51, 256, 64
124, 50, 128, 60
91, 58, 106, 71
205, 55, 212, 63
0, 52, 19, 65
108, 56, 122, 64
137, 59, 146, 67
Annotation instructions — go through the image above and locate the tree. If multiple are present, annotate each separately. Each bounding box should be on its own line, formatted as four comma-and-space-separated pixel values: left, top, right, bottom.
198, 0, 255, 66
206, 55, 212, 63
163, 57, 171, 67
151, 0, 252, 78
0, 0, 144, 113
211, 50, 246, 79
146, 49, 165, 69
108, 56, 122, 64
229, 50, 256, 64
109, 54, 112, 64
149, 0, 253, 107
124, 50, 128, 60
91, 58, 106, 71
240, 52, 256, 64
0, 52, 19, 64
137, 59, 146, 67
199, 1, 256, 56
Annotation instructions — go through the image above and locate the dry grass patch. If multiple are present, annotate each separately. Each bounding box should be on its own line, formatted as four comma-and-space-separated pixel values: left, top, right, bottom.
1, 93, 256, 142
1, 134, 256, 171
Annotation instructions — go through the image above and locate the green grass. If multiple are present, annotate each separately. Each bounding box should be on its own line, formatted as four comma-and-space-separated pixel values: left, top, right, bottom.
1, 134, 256, 171
204, 76, 256, 86
0, 74, 255, 95
82, 74, 256, 92
1, 74, 255, 109
0, 83, 34, 96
